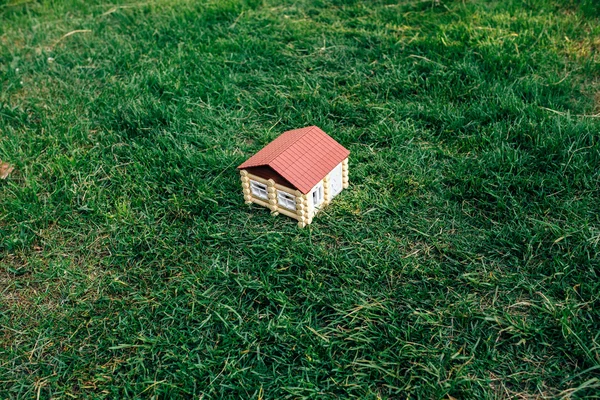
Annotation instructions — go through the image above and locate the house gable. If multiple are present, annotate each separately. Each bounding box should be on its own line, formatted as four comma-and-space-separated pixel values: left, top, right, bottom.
238, 126, 350, 194
245, 166, 296, 190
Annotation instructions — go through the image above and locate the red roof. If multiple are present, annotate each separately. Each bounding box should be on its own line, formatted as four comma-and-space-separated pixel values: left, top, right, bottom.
238, 126, 350, 194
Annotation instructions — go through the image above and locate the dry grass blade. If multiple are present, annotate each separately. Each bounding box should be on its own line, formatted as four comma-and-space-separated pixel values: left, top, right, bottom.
52, 29, 92, 48
0, 161, 14, 179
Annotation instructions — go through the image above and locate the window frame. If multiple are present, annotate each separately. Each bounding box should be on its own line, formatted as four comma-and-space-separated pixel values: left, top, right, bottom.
277, 190, 296, 210
249, 180, 268, 200
312, 183, 324, 207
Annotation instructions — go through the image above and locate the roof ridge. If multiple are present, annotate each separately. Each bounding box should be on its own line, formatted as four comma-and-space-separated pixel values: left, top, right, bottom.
269, 125, 316, 165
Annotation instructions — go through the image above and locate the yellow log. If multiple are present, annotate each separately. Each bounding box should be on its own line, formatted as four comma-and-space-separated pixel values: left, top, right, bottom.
250, 197, 270, 208
275, 184, 296, 195
278, 207, 300, 220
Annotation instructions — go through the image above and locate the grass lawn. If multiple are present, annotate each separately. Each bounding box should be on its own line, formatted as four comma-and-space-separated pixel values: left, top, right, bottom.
1, 0, 599, 398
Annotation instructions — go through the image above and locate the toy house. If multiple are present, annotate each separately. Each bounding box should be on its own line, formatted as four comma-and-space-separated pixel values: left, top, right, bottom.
238, 126, 350, 227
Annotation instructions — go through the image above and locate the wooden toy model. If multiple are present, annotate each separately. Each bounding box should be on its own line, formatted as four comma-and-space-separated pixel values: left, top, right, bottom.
238, 126, 350, 227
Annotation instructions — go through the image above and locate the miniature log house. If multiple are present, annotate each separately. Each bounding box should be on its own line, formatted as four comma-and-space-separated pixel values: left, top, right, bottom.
238, 126, 350, 227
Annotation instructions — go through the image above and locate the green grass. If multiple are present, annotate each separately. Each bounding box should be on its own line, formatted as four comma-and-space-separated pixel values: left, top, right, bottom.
1, 0, 599, 398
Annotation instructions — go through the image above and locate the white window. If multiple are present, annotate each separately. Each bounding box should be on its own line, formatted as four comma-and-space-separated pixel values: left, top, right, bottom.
330, 162, 343, 198
277, 191, 296, 210
250, 180, 268, 199
312, 183, 324, 207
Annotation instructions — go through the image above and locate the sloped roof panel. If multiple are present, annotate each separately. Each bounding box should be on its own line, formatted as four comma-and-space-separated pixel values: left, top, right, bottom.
238, 126, 350, 194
